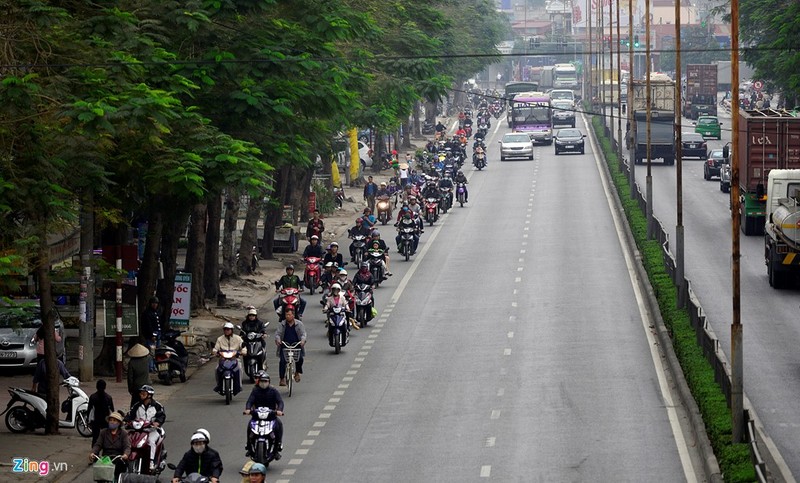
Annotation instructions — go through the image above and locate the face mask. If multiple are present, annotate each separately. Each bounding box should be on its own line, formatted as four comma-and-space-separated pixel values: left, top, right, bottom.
258, 382, 269, 389
192, 443, 206, 454
108, 422, 120, 430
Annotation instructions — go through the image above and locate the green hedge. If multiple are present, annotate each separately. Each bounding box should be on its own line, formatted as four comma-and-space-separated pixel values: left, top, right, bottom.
590, 115, 756, 483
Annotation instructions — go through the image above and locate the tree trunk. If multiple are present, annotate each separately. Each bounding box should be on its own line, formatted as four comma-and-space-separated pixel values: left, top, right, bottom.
260, 166, 290, 261
33, 227, 60, 434
292, 169, 312, 225
402, 119, 412, 148
158, 210, 189, 329
413, 101, 422, 138
425, 101, 437, 124
186, 202, 207, 311
220, 190, 240, 281
238, 194, 262, 274
136, 208, 163, 326
204, 193, 222, 299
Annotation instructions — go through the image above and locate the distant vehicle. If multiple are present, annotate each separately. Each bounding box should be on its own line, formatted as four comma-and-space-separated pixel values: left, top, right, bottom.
503, 81, 539, 103
694, 115, 722, 140
553, 129, 586, 155
704, 149, 726, 180
553, 63, 579, 92
499, 132, 534, 161
549, 89, 575, 103
0, 303, 65, 370
764, 169, 800, 287
720, 160, 732, 193
683, 64, 718, 119
682, 132, 708, 159
552, 100, 576, 128
627, 75, 677, 165
510, 92, 552, 144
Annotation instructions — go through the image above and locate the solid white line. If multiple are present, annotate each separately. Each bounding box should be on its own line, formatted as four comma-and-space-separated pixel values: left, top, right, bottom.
491, 409, 501, 419
480, 465, 492, 477
503, 348, 512, 356
584, 112, 699, 483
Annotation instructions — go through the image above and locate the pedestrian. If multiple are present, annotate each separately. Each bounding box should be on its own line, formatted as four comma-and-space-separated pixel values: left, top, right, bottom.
141, 297, 162, 371
32, 356, 71, 399
87, 379, 115, 445
306, 210, 325, 241
126, 342, 151, 409
399, 163, 409, 187
34, 324, 63, 363
363, 175, 378, 212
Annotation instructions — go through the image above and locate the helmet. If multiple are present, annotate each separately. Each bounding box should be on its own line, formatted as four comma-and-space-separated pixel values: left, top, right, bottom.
286, 264, 294, 271
380, 182, 387, 187
363, 208, 371, 213
330, 241, 339, 247
139, 385, 155, 396
331, 283, 342, 290
457, 170, 463, 175
249, 463, 267, 475
324, 262, 334, 268
148, 297, 159, 304
310, 235, 319, 240
371, 230, 380, 237
195, 428, 211, 444
338, 270, 348, 277
356, 218, 363, 224
191, 431, 209, 443
401, 206, 409, 212
223, 322, 234, 330
360, 262, 369, 269
256, 371, 270, 382
247, 308, 257, 316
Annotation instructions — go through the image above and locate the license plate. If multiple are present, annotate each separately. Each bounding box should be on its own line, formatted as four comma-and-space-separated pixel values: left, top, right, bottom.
158, 363, 169, 371
0, 351, 16, 358
565, 145, 574, 149
705, 132, 712, 135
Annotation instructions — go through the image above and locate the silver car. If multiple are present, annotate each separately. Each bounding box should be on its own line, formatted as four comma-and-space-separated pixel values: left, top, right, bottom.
0, 304, 65, 369
499, 132, 534, 161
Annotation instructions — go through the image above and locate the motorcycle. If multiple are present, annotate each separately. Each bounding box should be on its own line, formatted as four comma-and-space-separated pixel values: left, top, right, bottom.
464, 125, 473, 139
165, 464, 210, 483
241, 325, 269, 384
421, 120, 435, 135
439, 187, 452, 213
349, 232, 368, 266
367, 250, 385, 287
353, 283, 374, 328
155, 329, 189, 386
424, 197, 439, 226
217, 350, 241, 405
126, 419, 167, 476
325, 306, 349, 354
456, 182, 467, 207
2, 376, 91, 437
246, 407, 281, 467
303, 256, 323, 295
473, 152, 486, 170
397, 222, 417, 261
332, 186, 344, 209
275, 286, 302, 321
376, 195, 392, 225
476, 124, 488, 139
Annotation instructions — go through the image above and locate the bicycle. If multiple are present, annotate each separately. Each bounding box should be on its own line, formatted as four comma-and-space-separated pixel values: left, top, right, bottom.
282, 341, 302, 397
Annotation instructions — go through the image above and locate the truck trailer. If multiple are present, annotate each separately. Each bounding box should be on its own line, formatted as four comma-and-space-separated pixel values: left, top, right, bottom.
683, 64, 717, 119
627, 74, 676, 165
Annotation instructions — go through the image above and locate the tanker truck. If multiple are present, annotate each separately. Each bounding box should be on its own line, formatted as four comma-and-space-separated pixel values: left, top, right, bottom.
738, 109, 800, 236
764, 170, 800, 288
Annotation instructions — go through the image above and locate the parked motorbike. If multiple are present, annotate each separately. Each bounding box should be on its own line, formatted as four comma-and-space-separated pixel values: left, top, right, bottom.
349, 233, 368, 266
246, 407, 281, 467
241, 325, 269, 384
473, 152, 486, 170
367, 250, 385, 288
126, 419, 167, 476
325, 306, 349, 354
333, 186, 344, 209
155, 329, 189, 386
217, 350, 241, 405
376, 195, 392, 225
303, 256, 323, 295
235, 246, 259, 272
275, 287, 302, 321
456, 182, 467, 207
2, 376, 91, 436
421, 120, 435, 135
353, 283, 374, 328
424, 197, 439, 226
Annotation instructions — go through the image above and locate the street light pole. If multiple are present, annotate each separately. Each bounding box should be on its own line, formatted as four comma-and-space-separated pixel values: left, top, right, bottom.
675, 0, 685, 307
645, 0, 654, 239
628, 0, 636, 197
616, 0, 623, 159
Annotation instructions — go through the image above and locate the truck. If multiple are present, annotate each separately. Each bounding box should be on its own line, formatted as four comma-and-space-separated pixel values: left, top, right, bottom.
553, 63, 579, 93
538, 66, 555, 91
627, 74, 676, 165
715, 60, 755, 92
739, 109, 800, 236
683, 64, 717, 119
764, 170, 800, 288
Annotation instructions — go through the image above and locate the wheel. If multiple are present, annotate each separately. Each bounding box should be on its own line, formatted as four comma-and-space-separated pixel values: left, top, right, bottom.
500, 155, 505, 161
334, 333, 341, 354
160, 373, 172, 386
571, 122, 576, 128
287, 363, 294, 397
224, 379, 232, 405
704, 167, 710, 180
723, 183, 730, 193
580, 148, 585, 154
179, 372, 187, 383
404, 245, 410, 261
76, 409, 92, 437
255, 441, 268, 465
554, 150, 559, 155
5, 407, 30, 433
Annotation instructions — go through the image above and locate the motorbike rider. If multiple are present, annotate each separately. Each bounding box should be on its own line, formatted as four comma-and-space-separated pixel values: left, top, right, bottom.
273, 265, 306, 318
349, 218, 372, 262
240, 308, 267, 365
421, 176, 440, 201
125, 385, 166, 472
323, 241, 345, 268
454, 170, 469, 202
324, 283, 351, 321
438, 174, 454, 207
395, 210, 420, 254
376, 182, 390, 198
320, 261, 337, 293
353, 263, 376, 312
172, 430, 223, 483
244, 371, 284, 457
212, 322, 247, 396
274, 307, 306, 386
302, 235, 325, 259
434, 120, 446, 136
362, 207, 376, 229
407, 196, 425, 231
90, 411, 130, 479
369, 232, 392, 277
246, 463, 267, 483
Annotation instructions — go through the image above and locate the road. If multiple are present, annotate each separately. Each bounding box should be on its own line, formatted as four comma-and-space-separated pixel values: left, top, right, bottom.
71, 113, 705, 482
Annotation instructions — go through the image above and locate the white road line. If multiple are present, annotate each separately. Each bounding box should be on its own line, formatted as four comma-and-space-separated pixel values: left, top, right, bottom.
508, 316, 516, 322
312, 421, 325, 428
511, 302, 518, 307
585, 112, 699, 483
327, 398, 339, 403
308, 430, 320, 436
497, 388, 505, 396
507, 331, 514, 338
503, 348, 512, 356
480, 465, 492, 477
485, 437, 496, 447
302, 440, 315, 446
515, 277, 521, 282
288, 459, 303, 465
295, 449, 309, 455
319, 413, 331, 419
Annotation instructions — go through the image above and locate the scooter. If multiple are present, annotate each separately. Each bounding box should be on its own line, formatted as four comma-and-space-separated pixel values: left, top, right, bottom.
303, 256, 323, 295
424, 197, 439, 226
2, 376, 91, 437
155, 329, 188, 386
245, 407, 281, 468
376, 195, 392, 225
325, 306, 349, 354
333, 186, 344, 209
217, 350, 241, 405
275, 286, 302, 321
126, 419, 167, 476
165, 464, 210, 483
397, 223, 417, 261
241, 324, 269, 384
349, 233, 368, 266
354, 283, 374, 328
473, 152, 486, 170
456, 182, 467, 207
439, 187, 453, 213
367, 250, 385, 288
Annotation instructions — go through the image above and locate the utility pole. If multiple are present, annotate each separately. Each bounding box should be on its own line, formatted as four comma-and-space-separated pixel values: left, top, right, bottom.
587, 0, 592, 102
730, 0, 743, 443
674, 0, 685, 307
78, 193, 94, 382
115, 249, 123, 383
645, 0, 654, 239
628, 0, 636, 197
607, 0, 615, 146
616, 0, 623, 159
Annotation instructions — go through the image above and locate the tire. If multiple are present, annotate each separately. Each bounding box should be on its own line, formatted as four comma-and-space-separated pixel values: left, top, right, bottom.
704, 167, 710, 180
404, 245, 410, 262
5, 407, 30, 433
255, 440, 268, 465
179, 372, 187, 383
224, 379, 232, 405
159, 373, 172, 386
571, 122, 576, 128
500, 155, 505, 161
334, 333, 341, 354
76, 409, 92, 437
580, 148, 585, 154
287, 364, 294, 397
554, 150, 559, 155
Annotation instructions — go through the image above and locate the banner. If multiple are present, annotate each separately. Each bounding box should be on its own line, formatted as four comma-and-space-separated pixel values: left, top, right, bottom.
170, 273, 192, 327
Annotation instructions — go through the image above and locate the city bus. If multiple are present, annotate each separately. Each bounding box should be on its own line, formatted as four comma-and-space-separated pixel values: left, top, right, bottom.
510, 92, 553, 145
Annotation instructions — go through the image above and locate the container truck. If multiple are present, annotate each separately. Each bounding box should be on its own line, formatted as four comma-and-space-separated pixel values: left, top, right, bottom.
764, 169, 800, 288
553, 63, 579, 93
626, 74, 676, 165
683, 64, 717, 119
539, 66, 555, 91
738, 110, 800, 236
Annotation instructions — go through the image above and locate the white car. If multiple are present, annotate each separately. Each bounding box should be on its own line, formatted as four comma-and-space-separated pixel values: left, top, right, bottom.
499, 132, 534, 161
358, 141, 373, 167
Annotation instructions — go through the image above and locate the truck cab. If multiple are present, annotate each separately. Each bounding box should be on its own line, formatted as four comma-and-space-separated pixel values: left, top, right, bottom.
764, 169, 800, 288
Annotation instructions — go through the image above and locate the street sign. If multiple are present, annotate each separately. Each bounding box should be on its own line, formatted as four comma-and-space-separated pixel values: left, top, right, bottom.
103, 301, 138, 337
753, 80, 764, 91
170, 273, 192, 327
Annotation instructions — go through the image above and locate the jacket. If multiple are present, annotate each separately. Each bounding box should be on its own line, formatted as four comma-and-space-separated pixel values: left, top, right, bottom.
275, 320, 307, 347
302, 243, 325, 258
126, 399, 166, 425
245, 385, 284, 412
87, 391, 114, 425
353, 271, 374, 287
174, 447, 223, 479
213, 334, 246, 355
276, 274, 303, 290
91, 428, 131, 458
241, 318, 267, 335
141, 308, 161, 340
127, 355, 151, 394
323, 252, 344, 268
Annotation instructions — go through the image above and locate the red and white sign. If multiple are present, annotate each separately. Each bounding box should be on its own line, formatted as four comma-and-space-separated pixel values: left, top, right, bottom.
753, 80, 764, 91
573, 5, 582, 23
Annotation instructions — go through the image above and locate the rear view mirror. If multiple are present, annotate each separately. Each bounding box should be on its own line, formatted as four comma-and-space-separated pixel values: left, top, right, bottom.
722, 145, 729, 158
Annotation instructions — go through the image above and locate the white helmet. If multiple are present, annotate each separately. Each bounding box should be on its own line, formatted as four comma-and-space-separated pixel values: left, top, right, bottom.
247, 308, 257, 316
191, 431, 209, 443
331, 283, 342, 291
194, 428, 211, 443
338, 270, 348, 277
223, 322, 234, 330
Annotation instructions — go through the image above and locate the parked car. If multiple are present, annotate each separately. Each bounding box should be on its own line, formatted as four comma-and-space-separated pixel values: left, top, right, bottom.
0, 303, 65, 370
694, 115, 721, 140
681, 132, 707, 159
704, 149, 726, 180
499, 132, 534, 161
552, 100, 576, 127
554, 128, 586, 155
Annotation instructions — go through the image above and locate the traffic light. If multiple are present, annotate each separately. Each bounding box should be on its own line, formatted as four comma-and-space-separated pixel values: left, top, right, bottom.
633, 35, 640, 47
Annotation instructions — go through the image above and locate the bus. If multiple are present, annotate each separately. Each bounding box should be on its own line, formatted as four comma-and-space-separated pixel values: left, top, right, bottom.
510, 92, 553, 145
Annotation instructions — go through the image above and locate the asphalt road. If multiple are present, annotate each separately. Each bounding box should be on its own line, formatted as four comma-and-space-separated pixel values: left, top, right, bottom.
71, 114, 705, 483
611, 102, 800, 476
